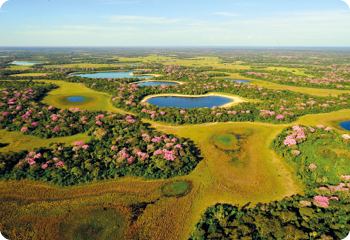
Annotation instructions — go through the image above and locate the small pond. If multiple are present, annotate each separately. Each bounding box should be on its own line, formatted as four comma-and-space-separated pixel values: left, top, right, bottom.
147, 96, 232, 109
224, 79, 251, 83
339, 121, 350, 131
67, 97, 85, 102
12, 61, 43, 65
138, 81, 178, 86
71, 71, 153, 79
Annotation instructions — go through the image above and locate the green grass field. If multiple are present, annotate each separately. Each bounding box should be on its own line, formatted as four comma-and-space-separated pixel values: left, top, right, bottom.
10, 73, 52, 77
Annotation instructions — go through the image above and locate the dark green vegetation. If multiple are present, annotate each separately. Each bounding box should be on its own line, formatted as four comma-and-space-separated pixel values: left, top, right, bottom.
162, 181, 190, 196
212, 133, 240, 151
189, 197, 349, 240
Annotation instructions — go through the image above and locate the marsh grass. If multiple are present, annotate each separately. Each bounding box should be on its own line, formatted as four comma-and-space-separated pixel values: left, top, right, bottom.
162, 181, 189, 196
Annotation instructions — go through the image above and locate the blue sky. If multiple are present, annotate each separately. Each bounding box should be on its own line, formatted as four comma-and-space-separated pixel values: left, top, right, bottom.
0, 0, 350, 46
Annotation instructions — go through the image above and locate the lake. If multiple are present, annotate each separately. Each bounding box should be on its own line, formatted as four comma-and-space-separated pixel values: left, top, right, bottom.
67, 97, 85, 102
147, 96, 232, 109
138, 81, 178, 86
224, 79, 251, 83
71, 71, 153, 79
339, 121, 350, 131
12, 61, 43, 65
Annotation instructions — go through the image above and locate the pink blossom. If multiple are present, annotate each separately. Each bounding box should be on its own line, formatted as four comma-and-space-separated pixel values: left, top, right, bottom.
341, 175, 350, 181
317, 125, 324, 129
55, 161, 65, 167
111, 145, 118, 151
82, 145, 89, 149
127, 156, 135, 164
52, 126, 59, 133
276, 114, 284, 120
41, 164, 48, 169
342, 134, 350, 140
309, 164, 317, 170
313, 195, 329, 208
293, 150, 301, 156
21, 127, 28, 132
174, 144, 183, 149
74, 141, 84, 146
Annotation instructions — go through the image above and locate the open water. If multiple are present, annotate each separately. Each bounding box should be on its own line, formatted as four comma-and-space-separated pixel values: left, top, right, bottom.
147, 96, 232, 109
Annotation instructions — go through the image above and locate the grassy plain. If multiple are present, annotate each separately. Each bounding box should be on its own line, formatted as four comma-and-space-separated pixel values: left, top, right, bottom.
263, 66, 311, 76
5, 65, 33, 70
2, 56, 350, 239
0, 130, 91, 153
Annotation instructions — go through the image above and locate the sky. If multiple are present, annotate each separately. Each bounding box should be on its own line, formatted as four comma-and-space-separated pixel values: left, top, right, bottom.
0, 0, 350, 47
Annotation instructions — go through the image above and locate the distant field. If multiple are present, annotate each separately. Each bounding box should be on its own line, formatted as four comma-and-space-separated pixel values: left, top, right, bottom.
45, 63, 118, 68
264, 66, 310, 76
216, 73, 350, 97
5, 65, 33, 70
10, 73, 52, 77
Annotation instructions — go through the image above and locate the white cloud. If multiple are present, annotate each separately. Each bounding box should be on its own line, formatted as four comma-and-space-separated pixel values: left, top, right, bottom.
0, 0, 6, 7
213, 12, 240, 17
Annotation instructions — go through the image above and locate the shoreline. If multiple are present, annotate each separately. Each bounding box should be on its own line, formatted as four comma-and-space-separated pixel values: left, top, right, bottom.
140, 92, 248, 108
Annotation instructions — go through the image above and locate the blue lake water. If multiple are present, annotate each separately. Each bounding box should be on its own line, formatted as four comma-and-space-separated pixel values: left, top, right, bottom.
138, 81, 178, 86
147, 96, 232, 109
71, 71, 153, 79
224, 79, 251, 83
339, 121, 350, 131
67, 97, 85, 102
12, 61, 43, 65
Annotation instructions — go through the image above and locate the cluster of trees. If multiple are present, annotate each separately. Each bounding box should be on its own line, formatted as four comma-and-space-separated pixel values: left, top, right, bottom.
0, 80, 107, 138
189, 195, 350, 240
0, 82, 201, 186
